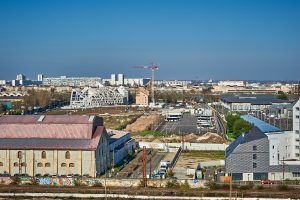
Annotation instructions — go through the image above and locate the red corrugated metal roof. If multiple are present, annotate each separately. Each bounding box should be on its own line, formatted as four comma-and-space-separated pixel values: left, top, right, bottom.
0, 115, 99, 139
0, 115, 91, 124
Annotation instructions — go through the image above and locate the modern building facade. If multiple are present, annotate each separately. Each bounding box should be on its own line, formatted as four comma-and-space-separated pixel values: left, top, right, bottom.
69, 85, 128, 108
0, 115, 110, 177
225, 98, 300, 181
220, 94, 290, 112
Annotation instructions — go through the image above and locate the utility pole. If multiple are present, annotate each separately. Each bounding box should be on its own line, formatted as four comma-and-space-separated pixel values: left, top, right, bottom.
142, 147, 147, 187
282, 156, 285, 184
149, 148, 152, 179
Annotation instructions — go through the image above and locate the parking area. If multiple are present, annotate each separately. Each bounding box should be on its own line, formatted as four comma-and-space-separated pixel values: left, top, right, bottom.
157, 113, 199, 135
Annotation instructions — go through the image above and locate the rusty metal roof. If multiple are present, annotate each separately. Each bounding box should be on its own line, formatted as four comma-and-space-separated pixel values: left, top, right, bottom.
0, 115, 102, 140
0, 126, 104, 150
0, 115, 92, 124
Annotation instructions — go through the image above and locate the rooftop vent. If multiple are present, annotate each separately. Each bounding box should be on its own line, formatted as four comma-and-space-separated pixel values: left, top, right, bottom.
38, 115, 45, 122
88, 116, 95, 122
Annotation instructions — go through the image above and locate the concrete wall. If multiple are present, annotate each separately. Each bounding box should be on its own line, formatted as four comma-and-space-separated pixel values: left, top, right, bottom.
0, 149, 98, 177
138, 142, 228, 151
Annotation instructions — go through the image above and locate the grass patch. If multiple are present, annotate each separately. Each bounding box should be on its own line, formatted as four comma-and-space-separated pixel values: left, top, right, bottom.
139, 130, 163, 137
104, 115, 140, 130
182, 150, 225, 160
226, 131, 236, 141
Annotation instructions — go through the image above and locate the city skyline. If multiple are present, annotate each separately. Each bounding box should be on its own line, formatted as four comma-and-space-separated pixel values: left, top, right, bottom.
0, 0, 299, 80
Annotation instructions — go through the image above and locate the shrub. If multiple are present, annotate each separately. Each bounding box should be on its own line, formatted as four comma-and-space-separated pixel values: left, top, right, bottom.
93, 182, 103, 187
220, 184, 230, 189
256, 185, 264, 190
180, 180, 190, 191
166, 169, 174, 178
166, 180, 180, 188
10, 176, 20, 185
205, 180, 219, 190
239, 182, 253, 190
277, 184, 288, 191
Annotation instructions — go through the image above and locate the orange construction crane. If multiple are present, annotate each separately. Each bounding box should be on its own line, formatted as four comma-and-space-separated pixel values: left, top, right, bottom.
132, 63, 159, 104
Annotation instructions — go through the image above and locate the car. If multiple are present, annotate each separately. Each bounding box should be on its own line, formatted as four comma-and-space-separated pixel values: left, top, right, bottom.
73, 174, 81, 178
0, 173, 10, 177
43, 173, 50, 177
261, 179, 273, 185
67, 174, 73, 178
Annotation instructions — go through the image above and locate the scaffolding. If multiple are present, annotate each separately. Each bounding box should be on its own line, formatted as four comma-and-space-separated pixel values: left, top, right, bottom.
70, 84, 128, 108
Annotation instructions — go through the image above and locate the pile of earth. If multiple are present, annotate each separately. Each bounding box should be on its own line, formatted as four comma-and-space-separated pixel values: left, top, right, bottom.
125, 114, 162, 133
196, 132, 227, 143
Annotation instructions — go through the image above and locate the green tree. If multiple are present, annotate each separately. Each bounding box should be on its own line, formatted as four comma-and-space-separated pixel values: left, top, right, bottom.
226, 113, 240, 133
277, 91, 288, 100
232, 119, 253, 138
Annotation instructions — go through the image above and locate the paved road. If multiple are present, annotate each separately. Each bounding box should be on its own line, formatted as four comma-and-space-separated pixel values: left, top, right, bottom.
157, 114, 198, 135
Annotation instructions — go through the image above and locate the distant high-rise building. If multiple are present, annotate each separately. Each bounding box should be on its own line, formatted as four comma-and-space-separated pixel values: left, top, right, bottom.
16, 74, 25, 81
37, 74, 44, 82
111, 74, 116, 85
117, 74, 124, 85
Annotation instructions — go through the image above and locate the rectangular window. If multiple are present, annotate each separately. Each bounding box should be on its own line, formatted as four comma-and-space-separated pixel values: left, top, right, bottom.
296, 153, 300, 157
253, 163, 257, 168
253, 154, 257, 159
296, 146, 299, 149
296, 130, 299, 134
253, 146, 257, 151
272, 145, 274, 149
293, 172, 300, 177
296, 115, 299, 119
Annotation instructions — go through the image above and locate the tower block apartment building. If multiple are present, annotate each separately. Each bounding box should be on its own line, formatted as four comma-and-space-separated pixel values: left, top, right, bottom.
0, 115, 110, 177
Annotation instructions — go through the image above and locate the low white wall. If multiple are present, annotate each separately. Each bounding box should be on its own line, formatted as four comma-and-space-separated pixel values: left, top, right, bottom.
138, 142, 228, 151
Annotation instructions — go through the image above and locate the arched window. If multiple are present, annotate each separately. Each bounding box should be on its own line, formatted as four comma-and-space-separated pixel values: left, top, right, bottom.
61, 163, 67, 167
41, 151, 46, 159
0, 162, 3, 166
37, 162, 43, 167
65, 151, 70, 159
69, 163, 75, 167
17, 151, 22, 159
13, 162, 18, 167
45, 163, 51, 167
21, 162, 27, 167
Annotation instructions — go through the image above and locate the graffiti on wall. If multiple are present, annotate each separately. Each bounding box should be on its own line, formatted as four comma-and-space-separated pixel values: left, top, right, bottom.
37, 177, 74, 186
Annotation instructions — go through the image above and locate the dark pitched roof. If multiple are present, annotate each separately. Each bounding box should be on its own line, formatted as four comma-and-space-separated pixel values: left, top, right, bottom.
220, 94, 290, 105
225, 127, 266, 158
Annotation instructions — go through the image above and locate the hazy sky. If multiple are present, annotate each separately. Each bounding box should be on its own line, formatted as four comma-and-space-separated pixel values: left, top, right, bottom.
0, 0, 299, 80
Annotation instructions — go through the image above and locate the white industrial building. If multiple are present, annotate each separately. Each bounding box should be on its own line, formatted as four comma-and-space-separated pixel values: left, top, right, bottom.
218, 80, 245, 87
197, 109, 213, 129
102, 74, 150, 87
69, 84, 128, 108
43, 76, 102, 87
107, 129, 136, 166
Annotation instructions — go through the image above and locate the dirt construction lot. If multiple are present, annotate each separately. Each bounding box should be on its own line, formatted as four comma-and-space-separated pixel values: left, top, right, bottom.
173, 151, 224, 179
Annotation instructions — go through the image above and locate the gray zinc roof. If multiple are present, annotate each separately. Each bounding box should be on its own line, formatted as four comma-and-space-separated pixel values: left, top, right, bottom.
221, 94, 290, 105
